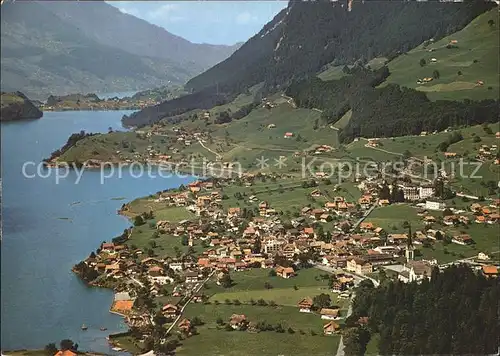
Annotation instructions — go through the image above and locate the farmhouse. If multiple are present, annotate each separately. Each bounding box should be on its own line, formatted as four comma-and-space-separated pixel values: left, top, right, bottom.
297, 297, 313, 313
323, 321, 340, 335
229, 314, 248, 330
320, 308, 340, 320
275, 265, 296, 278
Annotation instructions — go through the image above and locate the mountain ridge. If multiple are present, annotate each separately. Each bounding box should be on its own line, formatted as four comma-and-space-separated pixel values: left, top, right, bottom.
124, 0, 495, 127
0, 0, 239, 99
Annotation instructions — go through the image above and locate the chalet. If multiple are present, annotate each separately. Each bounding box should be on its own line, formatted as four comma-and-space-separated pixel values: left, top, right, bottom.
358, 196, 371, 209
320, 213, 333, 223
323, 321, 340, 335
162, 304, 178, 317
475, 215, 486, 224
284, 132, 294, 139
297, 297, 313, 313
324, 202, 337, 211
178, 318, 192, 333
481, 265, 498, 278
282, 244, 296, 258
311, 189, 322, 197
443, 215, 458, 226
359, 222, 375, 231
320, 308, 340, 320
229, 314, 248, 330
101, 242, 115, 253
228, 207, 241, 218
378, 199, 390, 206
444, 152, 457, 158
301, 206, 312, 215
55, 351, 77, 356
423, 215, 436, 224
148, 266, 164, 277
452, 234, 473, 246
311, 209, 325, 220
275, 265, 296, 279
303, 227, 315, 237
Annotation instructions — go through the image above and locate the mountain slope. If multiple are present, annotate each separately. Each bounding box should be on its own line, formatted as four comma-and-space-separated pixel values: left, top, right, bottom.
38, 0, 240, 73
381, 8, 499, 101
186, 0, 495, 93
125, 0, 495, 126
0, 0, 238, 98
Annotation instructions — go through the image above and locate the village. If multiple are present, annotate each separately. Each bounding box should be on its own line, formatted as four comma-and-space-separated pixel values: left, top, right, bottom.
72, 167, 500, 353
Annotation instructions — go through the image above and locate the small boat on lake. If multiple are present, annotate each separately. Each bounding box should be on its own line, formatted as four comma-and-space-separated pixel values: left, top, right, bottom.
100, 326, 107, 331
81, 324, 88, 330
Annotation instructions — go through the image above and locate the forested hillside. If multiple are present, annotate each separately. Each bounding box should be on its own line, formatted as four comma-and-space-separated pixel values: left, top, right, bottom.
126, 0, 495, 127
186, 0, 494, 93
344, 265, 499, 355
285, 66, 499, 141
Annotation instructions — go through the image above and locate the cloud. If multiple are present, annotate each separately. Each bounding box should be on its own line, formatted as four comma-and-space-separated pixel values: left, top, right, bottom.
235, 11, 258, 25
147, 4, 185, 22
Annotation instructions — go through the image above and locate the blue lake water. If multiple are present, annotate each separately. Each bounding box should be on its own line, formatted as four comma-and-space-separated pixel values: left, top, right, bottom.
1, 111, 193, 352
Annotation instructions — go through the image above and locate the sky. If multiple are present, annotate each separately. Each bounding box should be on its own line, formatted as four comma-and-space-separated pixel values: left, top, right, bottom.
107, 1, 288, 45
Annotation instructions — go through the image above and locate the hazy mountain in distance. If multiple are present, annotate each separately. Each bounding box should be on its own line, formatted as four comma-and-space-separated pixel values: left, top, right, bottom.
38, 0, 242, 72
0, 0, 240, 99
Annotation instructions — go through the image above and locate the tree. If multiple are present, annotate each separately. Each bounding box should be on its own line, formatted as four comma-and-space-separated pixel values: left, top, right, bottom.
45, 343, 58, 354
488, 19, 495, 27
313, 293, 332, 309
191, 316, 203, 326
216, 317, 224, 325
264, 282, 273, 289
432, 70, 440, 79
457, 70, 462, 76
268, 269, 277, 277
419, 58, 426, 67
134, 215, 145, 226
220, 273, 233, 288
60, 339, 75, 351
181, 235, 189, 246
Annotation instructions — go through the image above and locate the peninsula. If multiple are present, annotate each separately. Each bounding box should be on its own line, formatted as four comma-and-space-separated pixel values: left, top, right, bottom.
1, 91, 43, 122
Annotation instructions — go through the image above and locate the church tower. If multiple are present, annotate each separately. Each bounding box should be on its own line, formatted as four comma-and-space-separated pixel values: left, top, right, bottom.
405, 224, 415, 263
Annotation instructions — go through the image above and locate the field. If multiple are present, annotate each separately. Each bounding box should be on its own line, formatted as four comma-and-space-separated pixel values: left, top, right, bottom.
209, 286, 340, 307
382, 9, 499, 101
176, 328, 341, 356
332, 109, 352, 130
207, 268, 332, 294
364, 204, 424, 233
176, 267, 345, 356
317, 64, 348, 81
363, 203, 500, 263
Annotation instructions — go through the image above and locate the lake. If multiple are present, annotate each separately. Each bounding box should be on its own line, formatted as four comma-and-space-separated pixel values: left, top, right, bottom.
1, 111, 193, 352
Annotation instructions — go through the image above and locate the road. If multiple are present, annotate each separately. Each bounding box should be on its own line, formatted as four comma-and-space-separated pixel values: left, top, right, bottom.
313, 263, 378, 356
197, 139, 222, 161
335, 293, 354, 356
165, 270, 216, 334
351, 204, 376, 231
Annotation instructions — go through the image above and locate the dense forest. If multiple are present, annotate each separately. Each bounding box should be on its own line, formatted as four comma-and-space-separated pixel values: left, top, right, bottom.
122, 89, 233, 127
286, 67, 499, 141
344, 265, 499, 355
125, 0, 494, 127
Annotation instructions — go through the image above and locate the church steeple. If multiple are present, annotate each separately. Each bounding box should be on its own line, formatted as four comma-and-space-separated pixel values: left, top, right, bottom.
405, 223, 414, 263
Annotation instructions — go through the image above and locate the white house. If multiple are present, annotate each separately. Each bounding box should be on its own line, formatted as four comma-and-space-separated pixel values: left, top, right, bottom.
425, 200, 445, 211
419, 186, 435, 199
